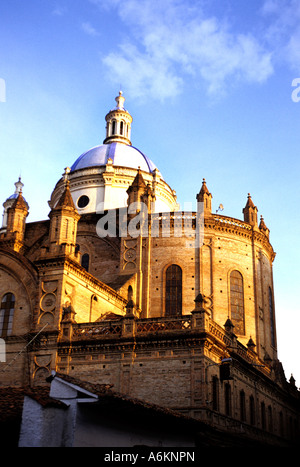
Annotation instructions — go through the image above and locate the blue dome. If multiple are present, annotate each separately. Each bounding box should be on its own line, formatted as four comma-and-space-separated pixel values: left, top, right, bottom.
71, 142, 157, 173
7, 193, 27, 204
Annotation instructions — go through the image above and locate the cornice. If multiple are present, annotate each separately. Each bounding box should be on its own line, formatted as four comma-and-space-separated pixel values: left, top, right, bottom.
35, 254, 127, 307
205, 214, 275, 259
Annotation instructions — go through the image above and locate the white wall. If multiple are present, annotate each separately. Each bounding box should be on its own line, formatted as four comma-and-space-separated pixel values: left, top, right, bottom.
18, 396, 68, 447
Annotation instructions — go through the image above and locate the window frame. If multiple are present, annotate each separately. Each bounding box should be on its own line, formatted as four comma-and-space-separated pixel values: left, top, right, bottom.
229, 269, 245, 335
269, 287, 276, 347
0, 292, 16, 337
81, 253, 90, 272
165, 264, 182, 317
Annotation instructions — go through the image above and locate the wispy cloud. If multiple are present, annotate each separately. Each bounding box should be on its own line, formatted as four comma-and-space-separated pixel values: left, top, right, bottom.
52, 6, 66, 16
81, 21, 99, 37
92, 0, 274, 100
261, 0, 300, 71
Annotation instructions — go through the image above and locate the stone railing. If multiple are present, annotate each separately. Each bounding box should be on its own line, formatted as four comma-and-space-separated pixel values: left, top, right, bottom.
72, 320, 123, 338
62, 309, 270, 375
213, 215, 252, 231
136, 315, 192, 333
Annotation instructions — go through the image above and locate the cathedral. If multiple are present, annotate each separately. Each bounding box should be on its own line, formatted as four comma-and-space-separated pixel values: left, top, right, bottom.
0, 92, 299, 446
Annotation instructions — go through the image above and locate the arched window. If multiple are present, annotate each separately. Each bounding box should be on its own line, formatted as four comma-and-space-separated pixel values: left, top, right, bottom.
90, 294, 98, 322
225, 383, 232, 416
249, 395, 255, 426
269, 287, 276, 347
230, 270, 245, 335
128, 285, 133, 301
120, 120, 124, 135
212, 376, 219, 411
112, 120, 116, 135
165, 264, 182, 317
261, 401, 266, 430
64, 219, 69, 239
268, 405, 273, 432
0, 293, 15, 337
279, 411, 284, 436
240, 390, 246, 422
81, 253, 90, 272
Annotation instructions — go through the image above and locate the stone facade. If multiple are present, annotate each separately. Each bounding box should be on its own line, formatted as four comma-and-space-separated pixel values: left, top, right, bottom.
0, 93, 299, 446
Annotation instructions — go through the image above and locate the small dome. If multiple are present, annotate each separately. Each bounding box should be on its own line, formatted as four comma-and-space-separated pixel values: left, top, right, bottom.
5, 178, 28, 205
71, 142, 158, 174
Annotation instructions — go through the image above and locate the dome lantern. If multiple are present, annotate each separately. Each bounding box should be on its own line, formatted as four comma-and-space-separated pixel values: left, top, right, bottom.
103, 91, 133, 146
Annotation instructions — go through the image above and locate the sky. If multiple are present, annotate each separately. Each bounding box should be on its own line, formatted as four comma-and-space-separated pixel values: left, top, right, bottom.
0, 0, 299, 385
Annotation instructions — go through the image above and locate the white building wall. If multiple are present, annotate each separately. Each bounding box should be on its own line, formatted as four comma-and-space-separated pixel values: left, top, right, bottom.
18, 396, 69, 447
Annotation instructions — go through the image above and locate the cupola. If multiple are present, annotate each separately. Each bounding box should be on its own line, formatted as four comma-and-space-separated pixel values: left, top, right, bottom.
1, 178, 29, 251
1, 177, 29, 230
103, 91, 133, 145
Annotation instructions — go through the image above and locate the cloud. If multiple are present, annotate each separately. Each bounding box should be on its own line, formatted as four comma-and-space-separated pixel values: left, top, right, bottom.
81, 22, 99, 37
103, 43, 183, 100
261, 0, 300, 71
94, 0, 274, 100
52, 6, 66, 16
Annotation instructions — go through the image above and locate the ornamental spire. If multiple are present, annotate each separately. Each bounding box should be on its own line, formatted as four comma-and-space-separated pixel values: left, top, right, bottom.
196, 178, 212, 216
243, 193, 258, 226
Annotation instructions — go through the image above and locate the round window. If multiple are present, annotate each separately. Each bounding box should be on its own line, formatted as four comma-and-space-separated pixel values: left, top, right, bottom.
77, 195, 90, 209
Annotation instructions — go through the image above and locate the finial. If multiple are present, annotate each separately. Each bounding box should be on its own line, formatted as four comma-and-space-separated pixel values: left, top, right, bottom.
115, 90, 125, 110
63, 167, 71, 184
14, 177, 24, 194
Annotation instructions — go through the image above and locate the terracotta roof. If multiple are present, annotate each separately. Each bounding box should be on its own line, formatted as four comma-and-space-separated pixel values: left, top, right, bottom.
0, 385, 67, 425
52, 372, 114, 395
0, 387, 25, 423
24, 386, 68, 409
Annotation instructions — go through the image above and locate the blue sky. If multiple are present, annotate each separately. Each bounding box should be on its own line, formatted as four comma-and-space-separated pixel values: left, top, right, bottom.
0, 0, 300, 383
